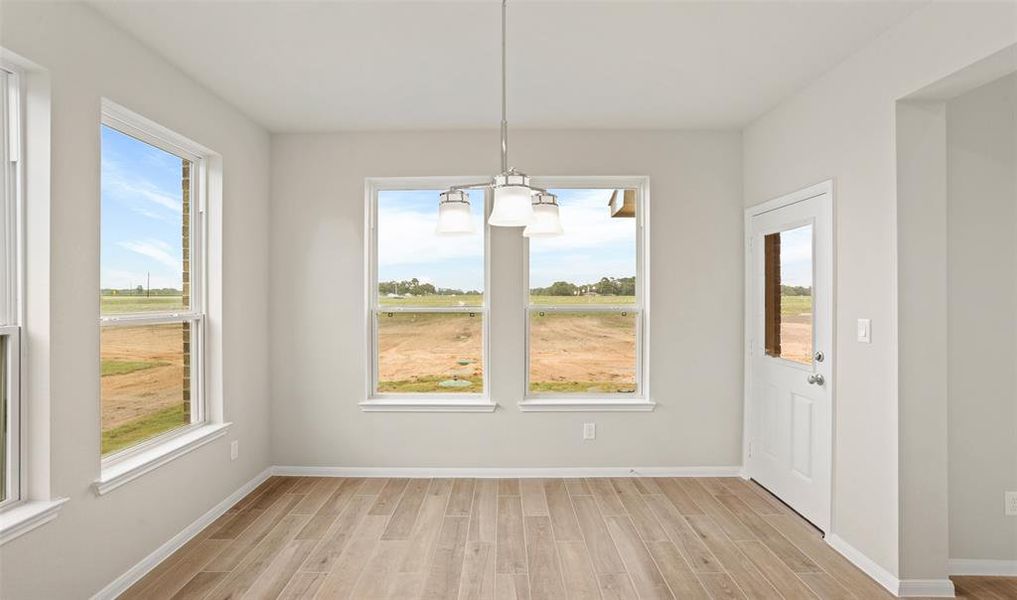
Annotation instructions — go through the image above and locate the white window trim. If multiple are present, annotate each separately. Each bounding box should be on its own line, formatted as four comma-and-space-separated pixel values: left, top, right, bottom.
362, 177, 496, 413
0, 52, 69, 545
519, 176, 654, 412
95, 99, 229, 493
0, 497, 67, 546
0, 65, 23, 511
94, 422, 230, 495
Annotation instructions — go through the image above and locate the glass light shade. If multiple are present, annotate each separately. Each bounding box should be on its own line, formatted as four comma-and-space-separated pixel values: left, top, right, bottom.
523, 200, 563, 237
489, 185, 534, 226
436, 192, 475, 235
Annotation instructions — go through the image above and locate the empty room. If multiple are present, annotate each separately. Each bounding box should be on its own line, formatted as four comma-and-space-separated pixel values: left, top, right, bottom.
0, 1, 1015, 598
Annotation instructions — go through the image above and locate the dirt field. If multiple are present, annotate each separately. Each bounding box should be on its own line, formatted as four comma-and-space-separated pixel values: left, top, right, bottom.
100, 323, 188, 453
377, 311, 637, 393
529, 312, 636, 392
378, 313, 483, 392
774, 292, 813, 364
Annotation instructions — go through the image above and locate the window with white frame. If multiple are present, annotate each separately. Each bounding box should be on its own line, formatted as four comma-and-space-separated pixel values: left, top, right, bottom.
1, 66, 22, 508
99, 107, 207, 459
368, 183, 488, 398
525, 185, 646, 398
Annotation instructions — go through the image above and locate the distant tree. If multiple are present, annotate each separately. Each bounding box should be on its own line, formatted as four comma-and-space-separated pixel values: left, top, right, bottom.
780, 285, 812, 297
547, 281, 578, 296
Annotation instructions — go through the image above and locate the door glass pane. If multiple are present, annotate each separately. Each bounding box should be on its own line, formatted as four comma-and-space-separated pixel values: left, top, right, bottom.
100, 125, 191, 315
377, 312, 483, 393
764, 225, 813, 365
101, 323, 192, 456
529, 311, 637, 393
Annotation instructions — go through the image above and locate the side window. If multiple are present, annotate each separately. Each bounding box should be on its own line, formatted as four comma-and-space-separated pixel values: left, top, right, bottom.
0, 67, 21, 507
99, 116, 205, 459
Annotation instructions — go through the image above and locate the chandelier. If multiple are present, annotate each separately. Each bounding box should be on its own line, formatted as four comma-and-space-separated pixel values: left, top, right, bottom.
436, 0, 563, 237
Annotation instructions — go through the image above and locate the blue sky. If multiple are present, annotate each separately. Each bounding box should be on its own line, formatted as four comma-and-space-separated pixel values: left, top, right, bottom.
378, 189, 486, 291
100, 125, 185, 291
529, 189, 635, 287
377, 188, 636, 292
779, 225, 813, 287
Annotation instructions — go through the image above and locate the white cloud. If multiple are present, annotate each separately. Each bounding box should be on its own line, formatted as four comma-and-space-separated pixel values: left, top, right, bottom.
102, 160, 182, 216
118, 239, 181, 272
378, 205, 484, 267
530, 189, 634, 253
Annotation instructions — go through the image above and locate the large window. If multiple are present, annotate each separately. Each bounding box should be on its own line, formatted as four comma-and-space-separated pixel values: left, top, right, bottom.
0, 66, 21, 507
526, 185, 646, 399
367, 184, 487, 401
99, 108, 206, 459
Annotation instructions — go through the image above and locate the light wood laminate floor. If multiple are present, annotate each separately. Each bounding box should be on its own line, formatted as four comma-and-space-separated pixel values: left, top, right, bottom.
122, 476, 1016, 599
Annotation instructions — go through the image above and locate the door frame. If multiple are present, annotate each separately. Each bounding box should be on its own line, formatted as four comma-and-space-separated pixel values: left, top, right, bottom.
742, 179, 836, 533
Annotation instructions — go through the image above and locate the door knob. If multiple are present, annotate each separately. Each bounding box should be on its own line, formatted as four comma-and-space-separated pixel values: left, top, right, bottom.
807, 373, 825, 386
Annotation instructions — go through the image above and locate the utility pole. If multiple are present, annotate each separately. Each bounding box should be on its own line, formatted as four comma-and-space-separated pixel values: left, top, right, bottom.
147, 272, 151, 298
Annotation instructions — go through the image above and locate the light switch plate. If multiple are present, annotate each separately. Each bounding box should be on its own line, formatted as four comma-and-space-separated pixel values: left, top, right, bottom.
583, 423, 596, 440
1006, 491, 1017, 516
857, 318, 871, 343
230, 440, 239, 461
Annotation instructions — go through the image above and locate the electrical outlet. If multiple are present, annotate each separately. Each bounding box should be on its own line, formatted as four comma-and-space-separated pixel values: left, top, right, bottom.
230, 440, 239, 461
583, 423, 596, 440
1006, 491, 1017, 516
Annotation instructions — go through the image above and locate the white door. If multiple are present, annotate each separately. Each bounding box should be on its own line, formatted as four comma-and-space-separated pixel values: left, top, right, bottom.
745, 182, 833, 533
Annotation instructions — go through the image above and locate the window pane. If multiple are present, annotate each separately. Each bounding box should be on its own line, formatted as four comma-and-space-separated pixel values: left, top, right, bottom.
529, 311, 637, 393
377, 312, 482, 393
377, 190, 484, 307
0, 336, 7, 502
763, 225, 813, 365
100, 323, 192, 456
529, 189, 637, 305
101, 125, 191, 314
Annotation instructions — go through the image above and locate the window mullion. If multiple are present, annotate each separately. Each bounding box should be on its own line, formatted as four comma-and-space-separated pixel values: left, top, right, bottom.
99, 312, 200, 327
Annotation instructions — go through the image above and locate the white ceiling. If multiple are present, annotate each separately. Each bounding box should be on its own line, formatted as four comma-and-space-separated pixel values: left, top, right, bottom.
90, 1, 924, 132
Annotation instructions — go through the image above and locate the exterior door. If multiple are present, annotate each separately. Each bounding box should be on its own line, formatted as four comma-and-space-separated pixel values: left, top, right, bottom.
745, 181, 833, 533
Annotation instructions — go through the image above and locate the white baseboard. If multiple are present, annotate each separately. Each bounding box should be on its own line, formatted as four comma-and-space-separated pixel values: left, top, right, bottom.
825, 534, 957, 598
948, 558, 1017, 576
91, 467, 273, 600
898, 579, 956, 597
271, 465, 743, 478
825, 533, 902, 596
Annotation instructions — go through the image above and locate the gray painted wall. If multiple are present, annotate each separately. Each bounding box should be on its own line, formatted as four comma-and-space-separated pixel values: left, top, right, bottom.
947, 73, 1017, 562
0, 3, 272, 598
269, 130, 745, 470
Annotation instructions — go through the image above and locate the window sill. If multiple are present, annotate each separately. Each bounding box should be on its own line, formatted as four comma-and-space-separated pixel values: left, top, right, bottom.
518, 398, 657, 412
0, 498, 69, 546
360, 398, 498, 413
95, 422, 232, 495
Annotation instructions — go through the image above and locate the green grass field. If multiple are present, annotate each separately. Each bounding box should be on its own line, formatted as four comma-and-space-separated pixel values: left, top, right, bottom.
101, 295, 185, 314
101, 359, 168, 377
529, 381, 636, 393
101, 403, 187, 456
378, 293, 636, 307
781, 295, 812, 317
377, 375, 483, 394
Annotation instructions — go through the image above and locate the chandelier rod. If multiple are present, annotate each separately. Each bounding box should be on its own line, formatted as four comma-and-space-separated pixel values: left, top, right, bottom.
500, 0, 509, 174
